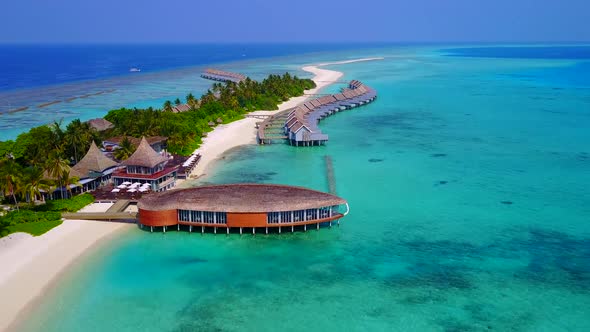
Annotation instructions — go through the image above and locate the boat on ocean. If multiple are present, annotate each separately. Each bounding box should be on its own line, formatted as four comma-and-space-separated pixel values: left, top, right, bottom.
129, 68, 141, 72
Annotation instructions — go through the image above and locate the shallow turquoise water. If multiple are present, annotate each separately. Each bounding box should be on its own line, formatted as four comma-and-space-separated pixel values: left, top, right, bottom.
18, 46, 590, 331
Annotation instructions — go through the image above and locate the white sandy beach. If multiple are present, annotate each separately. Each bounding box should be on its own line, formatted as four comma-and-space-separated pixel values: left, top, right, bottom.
0, 220, 133, 331
187, 57, 383, 179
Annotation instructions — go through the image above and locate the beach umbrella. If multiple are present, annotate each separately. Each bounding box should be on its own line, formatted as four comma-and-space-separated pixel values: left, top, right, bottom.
139, 187, 149, 192
127, 188, 137, 192
122, 181, 132, 185
117, 184, 127, 189
132, 182, 142, 187
111, 188, 120, 192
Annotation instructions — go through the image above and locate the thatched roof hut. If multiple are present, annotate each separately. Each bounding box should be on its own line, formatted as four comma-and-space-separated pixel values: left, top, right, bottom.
216, 118, 223, 124
70, 141, 118, 178
208, 121, 215, 126
172, 104, 191, 113
121, 137, 168, 168
87, 118, 114, 131
138, 183, 346, 213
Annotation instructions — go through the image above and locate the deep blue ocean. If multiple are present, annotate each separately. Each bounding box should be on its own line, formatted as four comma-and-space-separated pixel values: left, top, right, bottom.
0, 43, 370, 91
4, 44, 590, 331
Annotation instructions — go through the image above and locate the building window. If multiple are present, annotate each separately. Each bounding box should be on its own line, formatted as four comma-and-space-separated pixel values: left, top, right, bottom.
267, 212, 280, 224
306, 209, 318, 221
280, 211, 292, 223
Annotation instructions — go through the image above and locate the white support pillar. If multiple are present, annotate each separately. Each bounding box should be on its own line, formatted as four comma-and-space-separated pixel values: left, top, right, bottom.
214, 227, 217, 234
291, 225, 294, 233
150, 226, 153, 233
177, 224, 180, 231
317, 223, 319, 230
227, 227, 229, 235
240, 227, 243, 235
163, 226, 166, 233
279, 226, 281, 234
266, 227, 268, 234
189, 225, 192, 232
252, 227, 255, 235
304, 224, 306, 232
201, 226, 204, 234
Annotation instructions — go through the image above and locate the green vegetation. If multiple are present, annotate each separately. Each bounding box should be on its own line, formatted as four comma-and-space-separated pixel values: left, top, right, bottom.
105, 74, 315, 155
4, 219, 63, 237
0, 210, 63, 237
35, 193, 94, 212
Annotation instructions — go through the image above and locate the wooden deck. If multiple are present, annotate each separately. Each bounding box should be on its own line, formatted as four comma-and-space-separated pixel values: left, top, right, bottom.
256, 109, 292, 144
63, 212, 137, 222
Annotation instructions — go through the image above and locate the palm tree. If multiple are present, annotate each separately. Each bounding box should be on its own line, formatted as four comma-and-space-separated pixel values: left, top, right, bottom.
50, 120, 65, 150
65, 119, 92, 163
45, 152, 71, 199
21, 166, 51, 204
163, 100, 173, 112
61, 173, 79, 199
174, 98, 181, 106
0, 159, 23, 210
114, 137, 136, 161
186, 93, 195, 106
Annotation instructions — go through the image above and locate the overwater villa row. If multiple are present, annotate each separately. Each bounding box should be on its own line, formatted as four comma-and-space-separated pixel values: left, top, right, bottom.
256, 80, 376, 145
137, 184, 350, 234
284, 80, 377, 146
200, 68, 247, 83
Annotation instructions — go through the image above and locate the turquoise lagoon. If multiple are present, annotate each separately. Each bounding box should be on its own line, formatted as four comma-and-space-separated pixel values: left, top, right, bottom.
17, 45, 590, 331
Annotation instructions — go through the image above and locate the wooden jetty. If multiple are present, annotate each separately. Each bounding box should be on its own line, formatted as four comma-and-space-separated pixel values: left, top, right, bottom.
201, 69, 247, 83
325, 155, 337, 195
257, 109, 291, 144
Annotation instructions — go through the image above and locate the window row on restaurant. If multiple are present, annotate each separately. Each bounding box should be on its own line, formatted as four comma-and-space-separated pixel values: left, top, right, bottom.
178, 210, 227, 224
267, 206, 334, 224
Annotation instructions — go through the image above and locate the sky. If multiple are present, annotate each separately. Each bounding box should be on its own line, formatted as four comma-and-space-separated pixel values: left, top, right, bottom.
0, 0, 589, 43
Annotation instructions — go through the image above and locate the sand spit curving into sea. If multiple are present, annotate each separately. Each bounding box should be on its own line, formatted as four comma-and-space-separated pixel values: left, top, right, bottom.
184, 57, 383, 181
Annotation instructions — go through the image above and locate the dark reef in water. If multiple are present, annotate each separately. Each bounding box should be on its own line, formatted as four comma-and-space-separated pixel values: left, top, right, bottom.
431, 153, 447, 158
500, 201, 513, 205
368, 158, 384, 163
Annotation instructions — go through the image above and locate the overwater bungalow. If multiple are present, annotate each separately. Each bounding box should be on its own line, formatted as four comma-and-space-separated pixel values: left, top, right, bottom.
112, 137, 178, 192
280, 80, 376, 146
137, 184, 349, 234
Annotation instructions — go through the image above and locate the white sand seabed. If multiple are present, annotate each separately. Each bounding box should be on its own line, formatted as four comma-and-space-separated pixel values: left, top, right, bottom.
0, 220, 133, 331
187, 57, 383, 179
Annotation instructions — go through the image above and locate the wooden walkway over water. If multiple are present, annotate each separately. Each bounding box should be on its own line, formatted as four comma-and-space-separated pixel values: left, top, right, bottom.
257, 109, 291, 144
63, 199, 138, 223
201, 69, 247, 83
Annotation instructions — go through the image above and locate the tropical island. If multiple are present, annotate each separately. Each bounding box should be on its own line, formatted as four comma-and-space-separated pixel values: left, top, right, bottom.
0, 72, 315, 237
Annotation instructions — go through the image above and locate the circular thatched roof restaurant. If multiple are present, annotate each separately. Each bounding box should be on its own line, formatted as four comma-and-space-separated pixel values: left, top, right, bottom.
137, 184, 349, 234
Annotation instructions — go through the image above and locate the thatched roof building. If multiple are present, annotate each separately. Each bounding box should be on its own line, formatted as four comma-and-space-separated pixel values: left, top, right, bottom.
137, 184, 349, 232
121, 137, 168, 168
70, 141, 118, 178
139, 184, 346, 213
87, 118, 114, 131
172, 104, 191, 113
